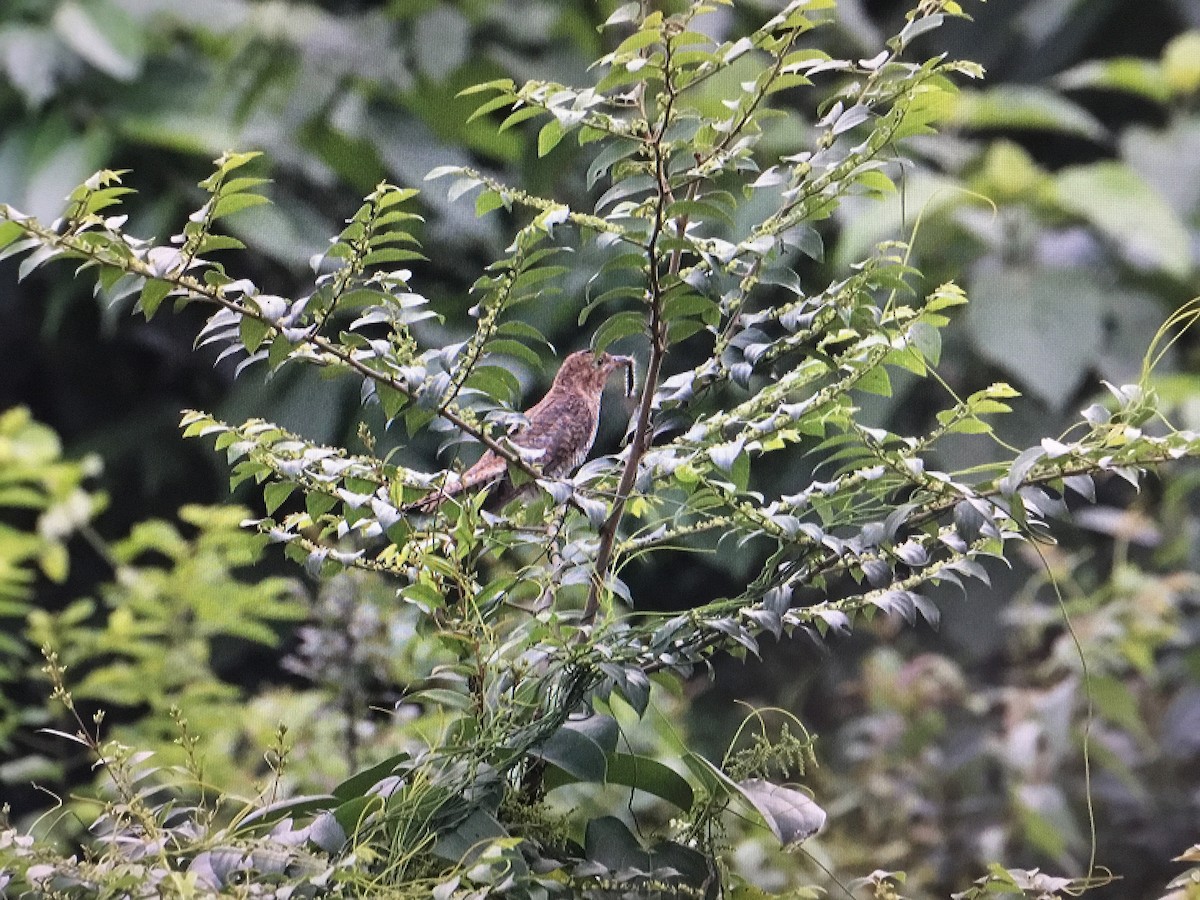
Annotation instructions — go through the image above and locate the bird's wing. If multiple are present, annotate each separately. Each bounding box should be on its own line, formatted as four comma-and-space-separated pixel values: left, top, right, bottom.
517, 391, 590, 450
411, 392, 592, 513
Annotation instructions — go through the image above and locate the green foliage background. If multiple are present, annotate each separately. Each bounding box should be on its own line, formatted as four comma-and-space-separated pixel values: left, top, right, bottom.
2, 0, 1200, 897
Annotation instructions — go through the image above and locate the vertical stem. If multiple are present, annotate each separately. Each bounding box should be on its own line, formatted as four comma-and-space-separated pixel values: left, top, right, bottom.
582, 35, 688, 626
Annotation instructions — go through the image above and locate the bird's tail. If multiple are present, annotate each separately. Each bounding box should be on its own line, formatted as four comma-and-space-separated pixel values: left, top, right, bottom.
405, 454, 507, 514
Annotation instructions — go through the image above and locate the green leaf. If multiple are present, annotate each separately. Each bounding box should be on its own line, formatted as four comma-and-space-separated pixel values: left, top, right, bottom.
331, 752, 411, 802
530, 725, 608, 782
466, 93, 516, 124
855, 170, 897, 196
949, 86, 1107, 141
79, 186, 135, 216
483, 339, 543, 369
404, 687, 472, 710
587, 138, 641, 190
965, 266, 1107, 411
448, 176, 481, 203
1163, 30, 1200, 95
614, 26, 664, 56
52, 0, 146, 81
765, 72, 814, 94
432, 809, 521, 871
511, 265, 568, 293
603, 3, 641, 28
458, 77, 515, 97
212, 151, 263, 180
498, 105, 545, 133
306, 491, 337, 521
0, 221, 24, 252
1057, 58, 1170, 104
464, 364, 520, 403
263, 481, 295, 515
662, 293, 718, 323
222, 176, 272, 194
240, 316, 270, 354
896, 13, 945, 48
855, 365, 892, 397
683, 755, 823, 848
682, 751, 744, 800
537, 118, 566, 157
664, 198, 734, 225
212, 192, 271, 220
378, 384, 411, 422
235, 794, 338, 831
1055, 162, 1192, 279
584, 816, 645, 870
362, 248, 425, 266
198, 234, 247, 254
908, 320, 941, 365
138, 279, 172, 320
475, 188, 506, 217
330, 795, 379, 836
606, 753, 694, 810
579, 286, 644, 327
591, 310, 646, 353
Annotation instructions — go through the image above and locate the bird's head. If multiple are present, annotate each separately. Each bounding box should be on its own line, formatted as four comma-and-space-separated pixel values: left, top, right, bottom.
554, 350, 636, 397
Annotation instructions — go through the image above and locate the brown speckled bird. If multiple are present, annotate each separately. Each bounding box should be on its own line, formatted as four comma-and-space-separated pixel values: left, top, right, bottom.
415, 350, 635, 512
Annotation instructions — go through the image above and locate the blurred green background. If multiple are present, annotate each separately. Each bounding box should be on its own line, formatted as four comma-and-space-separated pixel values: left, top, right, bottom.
2, 1, 1200, 896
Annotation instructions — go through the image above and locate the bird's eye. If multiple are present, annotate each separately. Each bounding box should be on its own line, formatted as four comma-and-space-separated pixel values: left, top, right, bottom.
593, 356, 603, 367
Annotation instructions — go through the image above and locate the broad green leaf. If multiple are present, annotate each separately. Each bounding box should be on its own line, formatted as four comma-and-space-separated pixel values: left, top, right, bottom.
1056, 58, 1170, 104
331, 752, 411, 802
198, 234, 247, 254
483, 339, 542, 368
586, 138, 641, 190
606, 753, 694, 810
855, 364, 892, 397
263, 481, 295, 515
466, 93, 517, 125
457, 78, 515, 97
529, 725, 607, 782
584, 817, 646, 871
1121, 120, 1200, 220
949, 86, 1106, 141
1055, 162, 1191, 279
52, 0, 145, 81
965, 265, 1105, 410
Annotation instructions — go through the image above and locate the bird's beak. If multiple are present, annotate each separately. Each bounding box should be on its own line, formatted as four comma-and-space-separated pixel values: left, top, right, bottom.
612, 355, 636, 397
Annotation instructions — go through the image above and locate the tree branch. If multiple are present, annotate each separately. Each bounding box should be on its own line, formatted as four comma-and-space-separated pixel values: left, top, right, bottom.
1, 212, 545, 484
581, 36, 691, 626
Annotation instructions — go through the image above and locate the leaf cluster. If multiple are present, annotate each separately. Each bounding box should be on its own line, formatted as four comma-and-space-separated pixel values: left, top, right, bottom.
2, 1, 1200, 897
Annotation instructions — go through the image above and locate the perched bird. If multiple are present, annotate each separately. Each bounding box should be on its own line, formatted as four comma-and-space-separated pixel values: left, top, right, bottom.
415, 350, 635, 512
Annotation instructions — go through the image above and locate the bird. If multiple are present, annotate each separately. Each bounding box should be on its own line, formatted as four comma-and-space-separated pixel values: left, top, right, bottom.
413, 350, 635, 513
